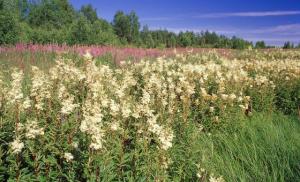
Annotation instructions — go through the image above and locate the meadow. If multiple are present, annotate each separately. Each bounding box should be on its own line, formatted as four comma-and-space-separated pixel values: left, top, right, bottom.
0, 45, 300, 181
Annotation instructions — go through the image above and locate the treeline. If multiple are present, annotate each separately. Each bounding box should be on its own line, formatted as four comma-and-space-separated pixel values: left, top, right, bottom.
0, 0, 299, 49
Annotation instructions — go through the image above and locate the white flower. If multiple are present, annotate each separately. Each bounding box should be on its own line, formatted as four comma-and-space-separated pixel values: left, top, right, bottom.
159, 130, 174, 150
83, 51, 93, 61
209, 107, 215, 113
22, 97, 31, 110
142, 90, 151, 105
72, 142, 79, 149
8, 69, 24, 105
11, 138, 24, 154
61, 96, 78, 115
110, 100, 120, 116
209, 174, 225, 182
110, 122, 120, 131
64, 152, 74, 162
25, 119, 44, 139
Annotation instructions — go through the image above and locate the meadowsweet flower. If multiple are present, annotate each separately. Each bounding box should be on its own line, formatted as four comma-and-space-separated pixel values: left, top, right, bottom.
221, 94, 229, 101
209, 174, 225, 182
229, 93, 236, 101
8, 69, 24, 105
90, 133, 104, 150
25, 119, 44, 139
64, 152, 74, 162
11, 138, 24, 154
121, 106, 131, 118
239, 104, 248, 111
72, 142, 79, 149
215, 116, 219, 123
245, 96, 251, 101
110, 121, 120, 131
80, 113, 105, 150
147, 115, 174, 150
237, 96, 243, 102
142, 90, 151, 105
61, 96, 78, 115
22, 97, 31, 110
161, 156, 172, 169
110, 100, 120, 116
83, 51, 93, 61
159, 129, 174, 150
30, 66, 51, 111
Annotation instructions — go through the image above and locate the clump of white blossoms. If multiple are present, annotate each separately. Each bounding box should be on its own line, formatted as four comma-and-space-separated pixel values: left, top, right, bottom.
80, 114, 105, 150
64, 152, 74, 162
61, 95, 78, 115
10, 138, 24, 154
8, 69, 24, 105
147, 115, 174, 150
209, 174, 225, 182
22, 97, 31, 110
25, 119, 45, 139
30, 66, 52, 111
83, 51, 93, 62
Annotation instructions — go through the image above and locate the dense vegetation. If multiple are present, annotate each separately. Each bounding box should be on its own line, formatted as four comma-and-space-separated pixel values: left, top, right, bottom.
0, 48, 299, 181
3, 0, 297, 49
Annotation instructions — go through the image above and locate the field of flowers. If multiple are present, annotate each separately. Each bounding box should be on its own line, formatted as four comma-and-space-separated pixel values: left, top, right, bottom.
0, 47, 300, 181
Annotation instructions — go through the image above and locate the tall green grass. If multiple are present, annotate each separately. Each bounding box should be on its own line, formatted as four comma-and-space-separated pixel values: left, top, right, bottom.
191, 113, 300, 181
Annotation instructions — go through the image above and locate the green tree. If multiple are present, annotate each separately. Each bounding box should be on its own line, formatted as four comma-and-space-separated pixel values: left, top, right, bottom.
167, 33, 177, 48
255, 41, 266, 49
80, 4, 98, 23
128, 11, 140, 44
89, 19, 119, 45
69, 15, 92, 45
0, 11, 19, 44
231, 36, 250, 49
0, 0, 29, 20
283, 41, 294, 49
28, 0, 75, 29
112, 10, 140, 44
112, 11, 130, 44
0, 0, 3, 10
178, 31, 196, 47
140, 25, 154, 48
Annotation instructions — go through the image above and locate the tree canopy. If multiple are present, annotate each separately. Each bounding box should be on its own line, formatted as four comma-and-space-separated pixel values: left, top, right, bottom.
0, 0, 291, 49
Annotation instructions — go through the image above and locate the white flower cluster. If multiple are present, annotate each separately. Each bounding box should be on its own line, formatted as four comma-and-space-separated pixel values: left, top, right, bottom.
64, 152, 74, 162
2, 50, 300, 164
30, 66, 52, 111
8, 69, 24, 105
10, 138, 24, 154
25, 119, 45, 139
147, 115, 174, 150
80, 114, 105, 150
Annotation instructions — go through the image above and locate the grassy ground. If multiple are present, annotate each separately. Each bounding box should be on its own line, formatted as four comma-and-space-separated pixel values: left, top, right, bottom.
196, 112, 300, 181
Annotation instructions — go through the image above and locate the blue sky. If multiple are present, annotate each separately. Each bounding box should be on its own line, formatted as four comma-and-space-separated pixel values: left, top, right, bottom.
70, 0, 300, 46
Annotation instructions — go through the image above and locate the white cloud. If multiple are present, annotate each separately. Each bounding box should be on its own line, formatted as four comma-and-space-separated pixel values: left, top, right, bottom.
141, 11, 300, 22
194, 11, 300, 18
140, 17, 181, 21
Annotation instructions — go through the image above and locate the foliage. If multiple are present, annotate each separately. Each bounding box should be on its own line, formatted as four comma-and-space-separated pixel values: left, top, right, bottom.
283, 41, 294, 49
112, 10, 139, 44
0, 0, 261, 48
80, 4, 98, 23
27, 0, 75, 29
0, 11, 19, 44
255, 41, 266, 49
68, 15, 92, 45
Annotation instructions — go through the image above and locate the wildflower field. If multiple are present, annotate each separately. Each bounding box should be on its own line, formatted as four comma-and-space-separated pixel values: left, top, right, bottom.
0, 46, 300, 181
